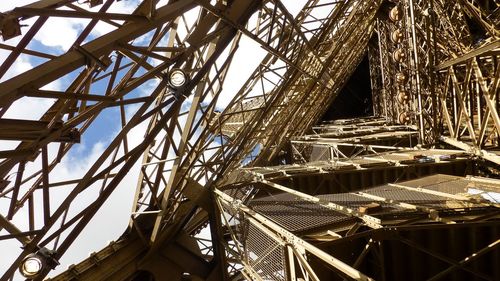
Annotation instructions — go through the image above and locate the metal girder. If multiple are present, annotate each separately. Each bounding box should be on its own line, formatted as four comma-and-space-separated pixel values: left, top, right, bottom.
368, 0, 500, 158
248, 174, 383, 229
215, 171, 499, 281
0, 0, 253, 279
0, 0, 197, 109
0, 0, 500, 280
437, 39, 500, 70
0, 119, 80, 143
214, 188, 375, 281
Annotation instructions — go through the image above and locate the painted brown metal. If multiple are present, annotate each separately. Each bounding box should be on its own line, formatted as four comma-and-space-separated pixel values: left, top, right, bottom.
0, 0, 499, 280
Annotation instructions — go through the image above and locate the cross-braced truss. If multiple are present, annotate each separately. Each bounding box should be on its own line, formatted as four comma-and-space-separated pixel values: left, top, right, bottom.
0, 0, 499, 280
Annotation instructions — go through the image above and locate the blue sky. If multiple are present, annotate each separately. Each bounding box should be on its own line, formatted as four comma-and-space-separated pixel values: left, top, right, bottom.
0, 1, 307, 279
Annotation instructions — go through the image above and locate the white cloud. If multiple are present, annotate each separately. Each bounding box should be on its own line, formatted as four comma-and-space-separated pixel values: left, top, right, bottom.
0, 1, 140, 53
0, 1, 156, 279
0, 1, 37, 12
0, 52, 33, 81
34, 17, 84, 51
89, 0, 141, 36
286, 0, 308, 17
0, 1, 318, 279
0, 117, 148, 279
217, 36, 267, 108
1, 96, 54, 120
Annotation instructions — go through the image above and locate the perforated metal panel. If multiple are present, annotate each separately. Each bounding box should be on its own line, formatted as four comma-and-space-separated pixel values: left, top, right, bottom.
364, 185, 456, 208
401, 174, 470, 195
250, 193, 355, 233
245, 222, 287, 281
310, 144, 331, 162
224, 185, 256, 201
318, 193, 404, 213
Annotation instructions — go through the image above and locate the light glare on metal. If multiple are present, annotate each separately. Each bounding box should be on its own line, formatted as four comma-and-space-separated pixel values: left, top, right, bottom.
168, 69, 187, 88
20, 255, 43, 278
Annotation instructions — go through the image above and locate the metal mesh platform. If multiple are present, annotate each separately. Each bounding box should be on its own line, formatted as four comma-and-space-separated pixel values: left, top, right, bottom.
250, 193, 356, 233
401, 174, 470, 194
243, 174, 499, 235
245, 221, 287, 281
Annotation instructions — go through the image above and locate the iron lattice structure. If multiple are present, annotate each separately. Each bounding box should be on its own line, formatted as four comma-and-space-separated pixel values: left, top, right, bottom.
0, 0, 499, 280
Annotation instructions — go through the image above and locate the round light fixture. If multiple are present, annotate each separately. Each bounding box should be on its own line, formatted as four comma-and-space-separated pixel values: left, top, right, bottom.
168, 68, 188, 89
389, 6, 402, 22
399, 112, 411, 124
397, 90, 410, 103
391, 29, 403, 43
19, 254, 44, 278
396, 72, 408, 84
392, 49, 406, 63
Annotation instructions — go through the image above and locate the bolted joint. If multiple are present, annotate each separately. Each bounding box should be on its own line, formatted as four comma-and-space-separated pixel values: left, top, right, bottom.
88, 0, 104, 8
0, 14, 22, 41
231, 199, 243, 210
73, 45, 111, 70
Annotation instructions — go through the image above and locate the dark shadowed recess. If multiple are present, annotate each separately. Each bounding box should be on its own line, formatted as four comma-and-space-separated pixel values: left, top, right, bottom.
320, 53, 373, 121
